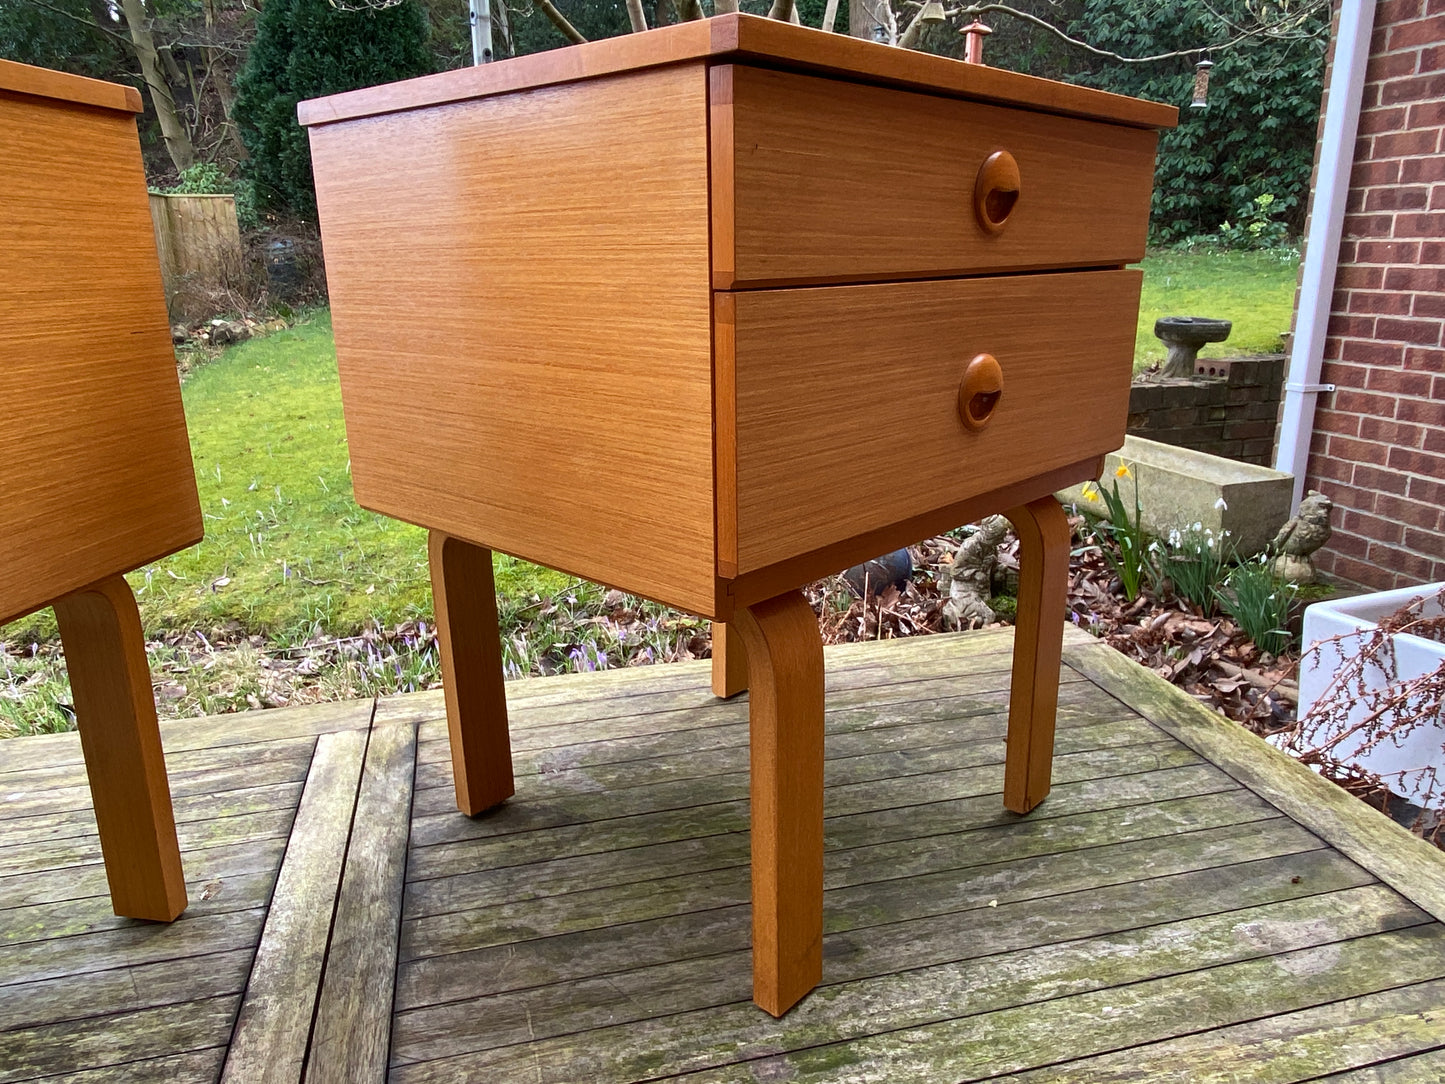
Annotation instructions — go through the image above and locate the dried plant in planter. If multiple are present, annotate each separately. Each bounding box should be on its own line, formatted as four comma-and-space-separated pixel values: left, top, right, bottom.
1279, 586, 1445, 841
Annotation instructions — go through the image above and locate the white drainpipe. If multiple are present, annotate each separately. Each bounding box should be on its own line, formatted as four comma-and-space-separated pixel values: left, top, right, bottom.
1275, 0, 1378, 510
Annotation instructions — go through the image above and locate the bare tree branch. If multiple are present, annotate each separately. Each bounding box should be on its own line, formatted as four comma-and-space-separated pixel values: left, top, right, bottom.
624, 0, 648, 32
821, 0, 840, 32
951, 0, 1328, 62
768, 0, 796, 20
532, 0, 586, 42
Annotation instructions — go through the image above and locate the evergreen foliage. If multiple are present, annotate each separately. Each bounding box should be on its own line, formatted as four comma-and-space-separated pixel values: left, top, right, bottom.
233, 0, 434, 218
1063, 0, 1327, 244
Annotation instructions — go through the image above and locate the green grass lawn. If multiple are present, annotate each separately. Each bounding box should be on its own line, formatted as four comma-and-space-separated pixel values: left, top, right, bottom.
1133, 247, 1300, 370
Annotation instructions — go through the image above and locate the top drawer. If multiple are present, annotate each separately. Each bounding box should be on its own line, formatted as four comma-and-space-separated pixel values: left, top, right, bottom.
710, 65, 1159, 288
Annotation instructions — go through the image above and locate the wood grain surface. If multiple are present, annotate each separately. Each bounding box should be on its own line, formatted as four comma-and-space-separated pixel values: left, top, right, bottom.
709, 621, 748, 699
0, 57, 142, 113
0, 89, 201, 627
51, 576, 187, 921
713, 65, 1158, 288
298, 14, 1176, 131
1001, 496, 1071, 814
310, 64, 717, 614
729, 590, 824, 1016
723, 270, 1141, 576
429, 533, 514, 815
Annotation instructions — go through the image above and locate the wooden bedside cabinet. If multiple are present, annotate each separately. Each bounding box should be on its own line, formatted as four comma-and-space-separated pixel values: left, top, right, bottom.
302, 15, 1174, 1015
1, 60, 202, 922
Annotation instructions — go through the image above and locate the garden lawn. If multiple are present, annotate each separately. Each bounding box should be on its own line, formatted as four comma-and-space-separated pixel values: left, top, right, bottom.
2, 311, 569, 647
1133, 247, 1301, 370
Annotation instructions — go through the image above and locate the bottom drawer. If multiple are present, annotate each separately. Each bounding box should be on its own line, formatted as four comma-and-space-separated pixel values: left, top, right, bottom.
719, 269, 1142, 576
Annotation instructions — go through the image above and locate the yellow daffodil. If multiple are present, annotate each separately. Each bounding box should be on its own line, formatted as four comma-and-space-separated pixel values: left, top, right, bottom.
1115, 462, 1132, 479
1081, 481, 1102, 503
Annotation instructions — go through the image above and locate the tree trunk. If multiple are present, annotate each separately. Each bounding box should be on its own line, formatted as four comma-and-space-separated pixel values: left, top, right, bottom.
850, 0, 894, 41
118, 0, 194, 172
492, 0, 514, 56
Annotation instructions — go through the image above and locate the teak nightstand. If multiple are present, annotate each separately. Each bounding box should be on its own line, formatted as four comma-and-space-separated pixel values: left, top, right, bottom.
302, 15, 1175, 1015
1, 60, 202, 922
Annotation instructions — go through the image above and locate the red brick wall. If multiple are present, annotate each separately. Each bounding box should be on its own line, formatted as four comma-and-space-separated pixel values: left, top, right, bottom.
1304, 0, 1445, 589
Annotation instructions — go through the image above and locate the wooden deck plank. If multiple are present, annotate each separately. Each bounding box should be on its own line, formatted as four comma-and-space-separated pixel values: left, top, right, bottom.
409, 661, 1091, 759
0, 697, 372, 775
0, 995, 240, 1083
388, 893, 1437, 1082
647, 928, 1445, 1084
305, 720, 418, 1084
0, 833, 286, 911
219, 727, 368, 1084
0, 947, 251, 1032
404, 761, 1237, 899
24, 1049, 226, 1083
373, 628, 1021, 732
1310, 1047, 1445, 1082
0, 750, 312, 822
1, 865, 276, 946
0, 780, 304, 849
1064, 638, 1445, 924
0, 806, 295, 877
400, 816, 1318, 964
406, 737, 1201, 857
394, 846, 1377, 1021
402, 784, 1276, 925
409, 683, 1135, 799
994, 977, 1445, 1082
0, 908, 266, 988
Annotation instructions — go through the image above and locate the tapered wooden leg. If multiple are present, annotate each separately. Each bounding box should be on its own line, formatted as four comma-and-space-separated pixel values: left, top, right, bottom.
1002, 496, 1072, 814
730, 590, 824, 1017
710, 621, 749, 698
52, 575, 186, 921
428, 531, 514, 816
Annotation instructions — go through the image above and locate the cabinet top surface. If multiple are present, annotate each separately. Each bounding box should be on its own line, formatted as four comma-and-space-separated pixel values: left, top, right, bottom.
0, 58, 143, 114
298, 13, 1177, 131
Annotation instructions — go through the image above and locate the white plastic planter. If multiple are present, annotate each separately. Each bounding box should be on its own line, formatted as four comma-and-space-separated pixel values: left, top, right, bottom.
1297, 583, 1445, 804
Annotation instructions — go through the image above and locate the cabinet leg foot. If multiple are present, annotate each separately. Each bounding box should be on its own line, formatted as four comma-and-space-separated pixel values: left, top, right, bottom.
429, 531, 514, 816
53, 576, 186, 921
730, 590, 824, 1017
1002, 496, 1071, 815
710, 620, 748, 699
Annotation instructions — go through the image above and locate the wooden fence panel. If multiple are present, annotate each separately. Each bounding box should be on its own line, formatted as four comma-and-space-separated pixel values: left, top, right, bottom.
148, 192, 243, 315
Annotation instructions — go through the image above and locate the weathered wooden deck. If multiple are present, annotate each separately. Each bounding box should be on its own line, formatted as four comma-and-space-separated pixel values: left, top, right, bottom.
4, 625, 1445, 1082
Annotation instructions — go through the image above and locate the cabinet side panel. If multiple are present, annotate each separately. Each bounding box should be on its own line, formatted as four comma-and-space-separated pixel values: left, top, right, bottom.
311, 65, 717, 613
0, 93, 202, 626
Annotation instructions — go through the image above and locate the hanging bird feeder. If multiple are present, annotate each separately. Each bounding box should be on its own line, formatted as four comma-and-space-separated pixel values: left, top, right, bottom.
1191, 55, 1214, 109
918, 0, 947, 25
960, 19, 992, 64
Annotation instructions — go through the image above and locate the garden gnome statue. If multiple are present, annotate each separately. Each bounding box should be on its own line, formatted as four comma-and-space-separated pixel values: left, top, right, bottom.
940, 515, 1009, 628
1270, 491, 1333, 584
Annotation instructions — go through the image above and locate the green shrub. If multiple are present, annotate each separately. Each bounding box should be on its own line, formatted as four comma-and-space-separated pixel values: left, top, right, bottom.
164, 163, 260, 232
1065, 0, 1327, 244
1218, 193, 1291, 251
233, 0, 434, 219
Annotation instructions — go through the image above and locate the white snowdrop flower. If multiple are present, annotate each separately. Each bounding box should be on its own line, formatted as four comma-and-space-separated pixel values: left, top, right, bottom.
1193, 521, 1203, 532
1214, 497, 1228, 511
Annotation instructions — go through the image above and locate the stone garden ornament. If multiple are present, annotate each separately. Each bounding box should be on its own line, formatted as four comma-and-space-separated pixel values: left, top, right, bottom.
1270, 490, 1334, 584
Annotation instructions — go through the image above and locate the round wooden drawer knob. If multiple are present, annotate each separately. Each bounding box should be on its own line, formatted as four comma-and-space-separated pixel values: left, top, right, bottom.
958, 353, 1003, 430
974, 150, 1021, 233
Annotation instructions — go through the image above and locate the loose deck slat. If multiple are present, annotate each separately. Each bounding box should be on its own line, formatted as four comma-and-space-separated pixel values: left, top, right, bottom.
306, 721, 418, 1084
219, 729, 369, 1084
